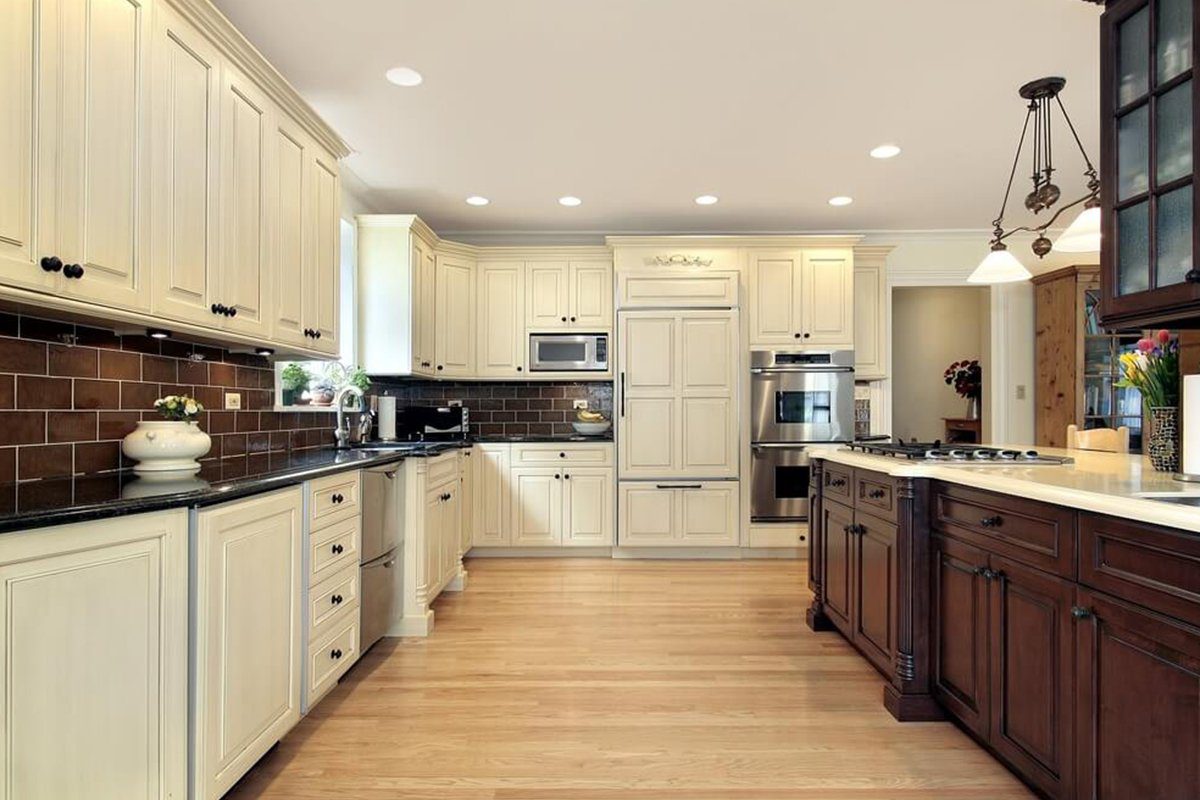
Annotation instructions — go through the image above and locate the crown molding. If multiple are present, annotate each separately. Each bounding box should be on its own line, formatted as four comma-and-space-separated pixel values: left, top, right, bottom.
165, 0, 351, 159
605, 234, 864, 249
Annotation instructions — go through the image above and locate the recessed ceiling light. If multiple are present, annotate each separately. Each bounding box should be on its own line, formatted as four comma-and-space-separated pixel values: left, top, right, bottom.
694, 195, 719, 205
385, 66, 423, 87
558, 196, 582, 207
870, 144, 902, 159
828, 196, 854, 207
465, 196, 490, 206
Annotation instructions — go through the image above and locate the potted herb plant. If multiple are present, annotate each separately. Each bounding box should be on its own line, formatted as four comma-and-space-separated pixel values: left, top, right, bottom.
944, 359, 983, 419
121, 394, 211, 478
1117, 330, 1180, 471
280, 363, 312, 406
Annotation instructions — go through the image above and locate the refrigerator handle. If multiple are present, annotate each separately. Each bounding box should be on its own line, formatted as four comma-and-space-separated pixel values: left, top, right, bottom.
620, 372, 626, 417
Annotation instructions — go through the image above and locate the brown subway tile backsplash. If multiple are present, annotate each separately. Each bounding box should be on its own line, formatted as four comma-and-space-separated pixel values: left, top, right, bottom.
0, 312, 336, 481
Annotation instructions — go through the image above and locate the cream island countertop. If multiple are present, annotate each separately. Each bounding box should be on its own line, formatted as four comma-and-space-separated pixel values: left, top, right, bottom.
811, 445, 1200, 535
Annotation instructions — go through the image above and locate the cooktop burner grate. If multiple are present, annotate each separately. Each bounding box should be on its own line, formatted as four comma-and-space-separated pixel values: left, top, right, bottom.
848, 439, 1073, 465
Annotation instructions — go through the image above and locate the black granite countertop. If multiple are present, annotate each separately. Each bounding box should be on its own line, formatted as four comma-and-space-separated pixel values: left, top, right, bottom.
0, 443, 467, 534
470, 433, 613, 444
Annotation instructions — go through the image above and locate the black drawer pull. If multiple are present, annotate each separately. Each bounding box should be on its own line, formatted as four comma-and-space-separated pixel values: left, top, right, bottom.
331, 594, 343, 605
330, 648, 343, 660
979, 515, 1003, 528
1071, 606, 1094, 620
867, 489, 886, 500
331, 543, 344, 555
559, 452, 566, 458
829, 478, 847, 488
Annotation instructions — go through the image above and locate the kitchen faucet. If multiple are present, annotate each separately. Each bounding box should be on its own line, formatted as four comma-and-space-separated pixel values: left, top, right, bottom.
333, 385, 365, 448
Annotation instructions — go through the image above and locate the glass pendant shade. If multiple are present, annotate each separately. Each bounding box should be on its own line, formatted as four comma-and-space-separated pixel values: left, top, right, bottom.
1052, 205, 1103, 253
968, 246, 1033, 284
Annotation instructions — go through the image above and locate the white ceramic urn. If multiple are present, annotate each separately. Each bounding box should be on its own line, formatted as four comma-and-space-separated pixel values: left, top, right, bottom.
122, 420, 212, 477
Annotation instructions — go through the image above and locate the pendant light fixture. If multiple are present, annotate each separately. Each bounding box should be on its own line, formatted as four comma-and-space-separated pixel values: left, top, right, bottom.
969, 77, 1101, 284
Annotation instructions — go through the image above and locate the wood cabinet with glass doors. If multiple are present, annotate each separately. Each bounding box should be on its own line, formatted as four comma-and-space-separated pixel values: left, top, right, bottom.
1100, 0, 1197, 327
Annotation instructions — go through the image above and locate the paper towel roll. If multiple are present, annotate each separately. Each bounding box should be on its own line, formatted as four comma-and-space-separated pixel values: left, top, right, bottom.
378, 395, 397, 441
1182, 376, 1200, 477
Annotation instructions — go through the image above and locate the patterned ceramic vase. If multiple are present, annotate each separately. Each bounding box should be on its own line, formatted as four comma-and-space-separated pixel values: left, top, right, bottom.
1148, 406, 1180, 472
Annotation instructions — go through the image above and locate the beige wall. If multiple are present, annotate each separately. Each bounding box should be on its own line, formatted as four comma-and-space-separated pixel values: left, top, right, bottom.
892, 286, 989, 442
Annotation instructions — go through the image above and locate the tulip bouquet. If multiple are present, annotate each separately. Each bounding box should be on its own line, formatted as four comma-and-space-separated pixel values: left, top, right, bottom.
1116, 330, 1179, 409
154, 394, 204, 422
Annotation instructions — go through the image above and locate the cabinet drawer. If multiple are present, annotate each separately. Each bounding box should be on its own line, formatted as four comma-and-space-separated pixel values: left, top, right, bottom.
308, 471, 362, 528
310, 515, 360, 584
512, 443, 614, 467
425, 452, 460, 487
931, 483, 1075, 577
854, 471, 896, 521
309, 562, 361, 639
821, 463, 853, 503
307, 613, 359, 707
1080, 512, 1200, 627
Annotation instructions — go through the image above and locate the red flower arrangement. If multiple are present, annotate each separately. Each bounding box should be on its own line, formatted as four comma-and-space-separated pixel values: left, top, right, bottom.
944, 359, 982, 400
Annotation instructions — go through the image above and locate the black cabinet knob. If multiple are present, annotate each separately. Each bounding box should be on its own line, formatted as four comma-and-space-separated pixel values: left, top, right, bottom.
227, 306, 237, 317
213, 303, 226, 316
564, 473, 571, 480
331, 543, 344, 554
803, 332, 811, 339
331, 594, 343, 605
973, 565, 989, 577
1186, 269, 1200, 284
794, 333, 801, 339
516, 366, 523, 372
62, 263, 84, 279
559, 452, 566, 458
555, 474, 561, 480
979, 515, 1003, 528
561, 316, 567, 322
437, 365, 444, 371
1071, 606, 1094, 620
315, 331, 321, 339
570, 316, 576, 322
40, 256, 63, 273
331, 648, 342, 659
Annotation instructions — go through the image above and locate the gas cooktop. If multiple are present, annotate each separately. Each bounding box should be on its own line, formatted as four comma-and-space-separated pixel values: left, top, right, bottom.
848, 440, 1073, 465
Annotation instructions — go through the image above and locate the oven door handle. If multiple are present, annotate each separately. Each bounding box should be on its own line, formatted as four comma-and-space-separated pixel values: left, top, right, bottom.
750, 367, 855, 374
751, 442, 811, 450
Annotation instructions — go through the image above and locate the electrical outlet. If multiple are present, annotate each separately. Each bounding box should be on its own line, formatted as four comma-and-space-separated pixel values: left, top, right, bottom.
447, 399, 463, 407
1015, 385, 1026, 400
573, 399, 589, 410
224, 392, 242, 410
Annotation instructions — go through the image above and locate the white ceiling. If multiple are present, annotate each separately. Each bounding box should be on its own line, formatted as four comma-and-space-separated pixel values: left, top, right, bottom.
212, 0, 1103, 236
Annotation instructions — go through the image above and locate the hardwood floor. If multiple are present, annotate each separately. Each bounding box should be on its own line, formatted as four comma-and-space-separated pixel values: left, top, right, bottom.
226, 558, 1034, 800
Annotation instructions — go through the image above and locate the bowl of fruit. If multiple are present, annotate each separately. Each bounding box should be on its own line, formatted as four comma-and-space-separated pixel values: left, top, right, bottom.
571, 409, 612, 436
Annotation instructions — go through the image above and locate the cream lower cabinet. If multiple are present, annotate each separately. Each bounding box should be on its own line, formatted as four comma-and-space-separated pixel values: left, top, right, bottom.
0, 510, 187, 800
398, 452, 463, 636
473, 443, 512, 546
618, 482, 740, 547
193, 488, 303, 800
510, 467, 615, 547
748, 248, 854, 347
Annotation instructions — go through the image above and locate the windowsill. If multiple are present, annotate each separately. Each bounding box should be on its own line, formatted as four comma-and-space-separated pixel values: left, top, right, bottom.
274, 405, 340, 413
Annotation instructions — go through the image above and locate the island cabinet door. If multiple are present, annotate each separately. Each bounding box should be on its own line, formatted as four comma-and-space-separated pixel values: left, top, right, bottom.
852, 512, 897, 678
1075, 588, 1200, 800
820, 500, 855, 634
931, 533, 991, 738
987, 556, 1075, 800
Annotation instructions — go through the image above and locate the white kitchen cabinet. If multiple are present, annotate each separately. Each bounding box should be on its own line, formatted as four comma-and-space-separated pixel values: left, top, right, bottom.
193, 488, 303, 800
569, 261, 613, 329
0, 509, 187, 800
510, 465, 614, 548
526, 260, 613, 330
618, 482, 740, 547
474, 443, 511, 546
511, 467, 564, 546
413, 235, 437, 374
307, 148, 341, 354
748, 248, 854, 347
398, 452, 463, 636
476, 262, 526, 378
150, 0, 222, 327
618, 310, 739, 479
435, 252, 476, 376
268, 112, 312, 347
357, 216, 437, 375
563, 468, 614, 546
853, 248, 890, 380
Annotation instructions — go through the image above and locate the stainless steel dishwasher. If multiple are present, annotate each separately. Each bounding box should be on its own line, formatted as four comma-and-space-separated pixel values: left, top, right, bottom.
360, 463, 403, 652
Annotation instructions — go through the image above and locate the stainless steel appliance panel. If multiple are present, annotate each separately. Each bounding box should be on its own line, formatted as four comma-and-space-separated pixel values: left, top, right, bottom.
750, 444, 811, 521
751, 350, 855, 444
361, 464, 402, 563
529, 332, 609, 372
360, 547, 399, 652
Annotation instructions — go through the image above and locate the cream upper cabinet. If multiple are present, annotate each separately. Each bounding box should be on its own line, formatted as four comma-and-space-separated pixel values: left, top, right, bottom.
414, 235, 437, 374
216, 62, 272, 339
0, 509, 187, 800
44, 0, 153, 312
268, 113, 310, 347
0, 0, 52, 294
435, 252, 475, 376
563, 468, 614, 546
150, 0, 221, 327
748, 248, 854, 347
802, 250, 854, 346
476, 262, 526, 378
853, 252, 889, 380
569, 261, 613, 329
193, 488, 303, 800
510, 468, 563, 546
526, 262, 570, 329
619, 310, 739, 479
473, 444, 511, 546
307, 149, 340, 354
617, 482, 739, 547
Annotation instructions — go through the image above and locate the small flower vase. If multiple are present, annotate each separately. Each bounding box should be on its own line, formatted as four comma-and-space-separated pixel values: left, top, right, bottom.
122, 420, 212, 478
1147, 406, 1180, 472
965, 396, 980, 420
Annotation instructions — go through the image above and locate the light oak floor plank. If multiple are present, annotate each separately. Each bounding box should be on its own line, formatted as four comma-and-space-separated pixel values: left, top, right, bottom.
225, 558, 1034, 800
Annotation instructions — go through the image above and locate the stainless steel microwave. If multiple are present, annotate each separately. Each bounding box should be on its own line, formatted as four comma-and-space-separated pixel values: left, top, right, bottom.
528, 333, 609, 372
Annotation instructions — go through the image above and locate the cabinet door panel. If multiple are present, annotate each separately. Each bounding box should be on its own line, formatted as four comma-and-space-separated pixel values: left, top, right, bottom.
563, 468, 613, 546
477, 263, 525, 377
473, 445, 510, 546
526, 263, 568, 328
854, 514, 897, 676
621, 315, 676, 394
412, 239, 436, 373
442, 486, 461, 585
617, 483, 676, 546
435, 254, 474, 376
803, 251, 853, 346
988, 556, 1074, 799
931, 533, 990, 737
421, 489, 442, 597
620, 398, 675, 475
309, 150, 339, 353
820, 500, 854, 632
0, 0, 50, 292
510, 468, 561, 546
679, 313, 738, 477
749, 251, 800, 344
56, 0, 151, 310
853, 263, 885, 379
270, 117, 308, 346
569, 261, 612, 328
679, 483, 738, 546
217, 65, 270, 337
680, 397, 736, 476
150, 4, 220, 325
1076, 588, 1200, 800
